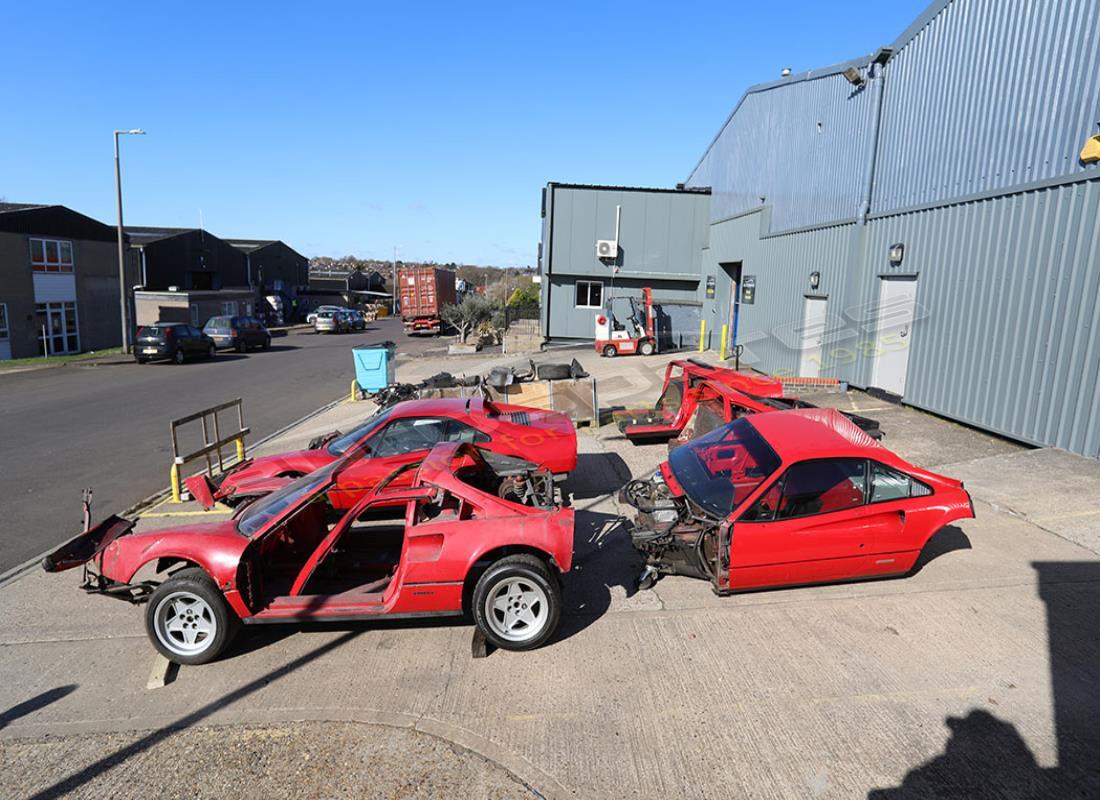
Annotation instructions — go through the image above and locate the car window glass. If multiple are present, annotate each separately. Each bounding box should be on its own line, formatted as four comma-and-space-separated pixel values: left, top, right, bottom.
446, 420, 489, 444
373, 418, 446, 457
776, 459, 866, 519
870, 462, 911, 503
741, 480, 782, 522
327, 409, 392, 456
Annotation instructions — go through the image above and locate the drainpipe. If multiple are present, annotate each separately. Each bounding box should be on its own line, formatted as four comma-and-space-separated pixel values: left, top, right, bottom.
858, 57, 890, 225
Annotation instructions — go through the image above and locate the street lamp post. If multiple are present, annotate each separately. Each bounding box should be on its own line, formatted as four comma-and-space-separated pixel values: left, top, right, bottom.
114, 128, 145, 353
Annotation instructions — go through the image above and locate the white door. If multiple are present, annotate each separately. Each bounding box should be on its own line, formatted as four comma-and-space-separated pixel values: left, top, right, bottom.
871, 276, 919, 396
798, 296, 828, 378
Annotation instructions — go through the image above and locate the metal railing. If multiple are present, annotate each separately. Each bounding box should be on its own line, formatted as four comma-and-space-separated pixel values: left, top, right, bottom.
169, 399, 250, 503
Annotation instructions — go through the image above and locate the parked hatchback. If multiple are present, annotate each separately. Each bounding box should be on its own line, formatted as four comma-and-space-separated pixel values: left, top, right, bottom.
313, 310, 349, 334
203, 316, 272, 352
135, 323, 217, 365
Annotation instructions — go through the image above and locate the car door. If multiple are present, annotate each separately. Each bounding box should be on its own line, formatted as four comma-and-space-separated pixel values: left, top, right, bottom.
188, 326, 207, 354
328, 417, 448, 508
729, 458, 894, 589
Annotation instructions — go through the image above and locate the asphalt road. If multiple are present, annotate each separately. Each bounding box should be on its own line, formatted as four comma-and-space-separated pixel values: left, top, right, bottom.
0, 319, 438, 571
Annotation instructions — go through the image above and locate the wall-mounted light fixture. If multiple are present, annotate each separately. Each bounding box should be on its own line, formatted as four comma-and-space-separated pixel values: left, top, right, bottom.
1081, 124, 1100, 164
781, 67, 792, 78
809, 271, 821, 291
889, 242, 905, 266
843, 67, 865, 87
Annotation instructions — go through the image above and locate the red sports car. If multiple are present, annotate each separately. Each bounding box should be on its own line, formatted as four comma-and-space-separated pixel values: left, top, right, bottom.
622, 408, 974, 593
612, 359, 785, 442
43, 442, 575, 664
188, 397, 577, 510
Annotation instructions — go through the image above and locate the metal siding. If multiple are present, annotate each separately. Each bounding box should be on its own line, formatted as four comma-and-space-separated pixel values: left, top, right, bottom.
875, 0, 1100, 212
687, 72, 876, 231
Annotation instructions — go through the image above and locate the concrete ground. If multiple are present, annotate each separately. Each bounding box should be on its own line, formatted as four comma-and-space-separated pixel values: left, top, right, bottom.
2, 348, 1099, 799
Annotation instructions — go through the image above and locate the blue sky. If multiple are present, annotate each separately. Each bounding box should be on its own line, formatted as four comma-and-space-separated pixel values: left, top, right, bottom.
4, 1, 928, 266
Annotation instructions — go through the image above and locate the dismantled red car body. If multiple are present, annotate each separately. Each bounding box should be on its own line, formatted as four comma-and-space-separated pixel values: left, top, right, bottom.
612, 359, 785, 442
667, 380, 882, 451
44, 442, 575, 663
187, 397, 577, 509
622, 408, 973, 593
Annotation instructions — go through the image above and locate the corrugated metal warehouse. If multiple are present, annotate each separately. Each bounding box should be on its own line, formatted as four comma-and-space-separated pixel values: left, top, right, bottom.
540, 0, 1100, 458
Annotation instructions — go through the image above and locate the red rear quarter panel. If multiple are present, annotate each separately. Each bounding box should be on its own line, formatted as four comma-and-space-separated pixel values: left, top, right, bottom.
473, 404, 578, 473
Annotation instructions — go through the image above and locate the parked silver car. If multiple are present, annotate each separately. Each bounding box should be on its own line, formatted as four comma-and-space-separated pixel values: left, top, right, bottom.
306, 305, 344, 325
313, 310, 349, 334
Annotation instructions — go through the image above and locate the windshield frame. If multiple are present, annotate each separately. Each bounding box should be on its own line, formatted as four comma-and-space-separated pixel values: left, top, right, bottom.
326, 408, 392, 456
667, 417, 781, 519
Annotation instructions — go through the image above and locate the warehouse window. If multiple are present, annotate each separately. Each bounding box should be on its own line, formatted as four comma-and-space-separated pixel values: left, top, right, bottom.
30, 238, 74, 273
575, 280, 603, 309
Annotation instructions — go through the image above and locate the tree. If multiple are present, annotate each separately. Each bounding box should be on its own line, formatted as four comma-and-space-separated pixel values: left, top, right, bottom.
441, 294, 495, 344
507, 283, 540, 307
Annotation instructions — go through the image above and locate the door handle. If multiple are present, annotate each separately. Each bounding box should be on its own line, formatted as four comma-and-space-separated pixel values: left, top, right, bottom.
897, 510, 906, 524
899, 326, 909, 338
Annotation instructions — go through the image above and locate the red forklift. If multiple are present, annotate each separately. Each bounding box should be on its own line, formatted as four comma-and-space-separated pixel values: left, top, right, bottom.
595, 287, 658, 358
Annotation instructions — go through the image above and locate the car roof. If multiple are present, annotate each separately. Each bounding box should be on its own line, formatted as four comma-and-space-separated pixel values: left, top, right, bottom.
149, 321, 186, 327
389, 397, 487, 418
746, 408, 883, 460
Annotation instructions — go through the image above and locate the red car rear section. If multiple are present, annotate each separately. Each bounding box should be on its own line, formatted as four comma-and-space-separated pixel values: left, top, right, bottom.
189, 397, 577, 509
623, 408, 974, 594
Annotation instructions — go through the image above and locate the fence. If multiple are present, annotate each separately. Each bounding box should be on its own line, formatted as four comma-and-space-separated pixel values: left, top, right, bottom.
168, 399, 250, 503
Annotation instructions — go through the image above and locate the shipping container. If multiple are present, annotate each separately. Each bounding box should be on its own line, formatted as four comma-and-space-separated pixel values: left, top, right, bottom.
398, 266, 457, 335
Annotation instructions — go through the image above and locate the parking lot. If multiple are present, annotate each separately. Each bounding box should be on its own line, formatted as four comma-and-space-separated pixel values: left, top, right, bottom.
0, 318, 440, 572
1, 348, 1098, 799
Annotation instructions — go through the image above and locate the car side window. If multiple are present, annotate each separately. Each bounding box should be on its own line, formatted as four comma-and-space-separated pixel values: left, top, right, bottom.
446, 420, 490, 445
741, 480, 782, 522
870, 462, 931, 502
372, 418, 447, 457
774, 459, 867, 519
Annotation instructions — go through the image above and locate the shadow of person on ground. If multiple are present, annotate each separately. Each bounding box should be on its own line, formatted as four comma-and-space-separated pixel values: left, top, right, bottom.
0, 685, 77, 731
868, 561, 1100, 799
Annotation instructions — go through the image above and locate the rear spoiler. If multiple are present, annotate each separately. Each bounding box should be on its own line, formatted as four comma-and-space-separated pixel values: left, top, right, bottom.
41, 515, 135, 573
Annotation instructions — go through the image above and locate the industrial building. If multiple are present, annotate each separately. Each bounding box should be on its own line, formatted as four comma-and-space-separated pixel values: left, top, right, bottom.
539, 0, 1100, 457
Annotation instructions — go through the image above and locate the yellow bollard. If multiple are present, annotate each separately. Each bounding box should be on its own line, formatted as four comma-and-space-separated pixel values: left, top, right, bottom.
170, 463, 181, 504
719, 323, 728, 361
698, 319, 706, 353
351, 380, 358, 402
235, 437, 245, 463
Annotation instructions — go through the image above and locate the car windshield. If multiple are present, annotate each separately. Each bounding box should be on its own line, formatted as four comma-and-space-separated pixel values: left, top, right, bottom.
668, 417, 780, 518
205, 317, 232, 329
236, 460, 342, 537
326, 408, 393, 455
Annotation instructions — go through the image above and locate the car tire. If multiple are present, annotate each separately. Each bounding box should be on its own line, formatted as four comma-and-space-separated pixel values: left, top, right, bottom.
537, 363, 572, 381
236, 339, 246, 353
472, 555, 560, 651
602, 344, 617, 358
639, 340, 656, 356
207, 344, 217, 359
144, 567, 240, 665
173, 348, 185, 365
135, 357, 147, 364
262, 336, 271, 350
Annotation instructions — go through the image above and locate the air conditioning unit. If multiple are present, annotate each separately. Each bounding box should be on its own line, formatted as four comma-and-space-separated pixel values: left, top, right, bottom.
596, 240, 618, 260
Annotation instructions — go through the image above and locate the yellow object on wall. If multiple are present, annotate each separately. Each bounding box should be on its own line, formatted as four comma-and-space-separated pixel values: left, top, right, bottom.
1081, 135, 1100, 164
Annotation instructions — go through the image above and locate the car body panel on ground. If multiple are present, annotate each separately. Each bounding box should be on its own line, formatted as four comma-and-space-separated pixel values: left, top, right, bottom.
187, 397, 577, 509
612, 359, 784, 441
623, 408, 973, 594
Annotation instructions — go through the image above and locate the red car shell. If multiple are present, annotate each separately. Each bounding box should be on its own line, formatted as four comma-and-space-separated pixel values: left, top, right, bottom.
625, 408, 974, 593
613, 359, 784, 442
189, 397, 577, 509
49, 442, 575, 625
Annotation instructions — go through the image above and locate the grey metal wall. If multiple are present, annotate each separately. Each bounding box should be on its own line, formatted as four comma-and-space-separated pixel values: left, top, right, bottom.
687, 62, 876, 231
875, 0, 1100, 212
542, 185, 710, 339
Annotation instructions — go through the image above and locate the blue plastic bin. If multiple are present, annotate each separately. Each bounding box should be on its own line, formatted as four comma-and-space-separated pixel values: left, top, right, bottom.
353, 342, 396, 393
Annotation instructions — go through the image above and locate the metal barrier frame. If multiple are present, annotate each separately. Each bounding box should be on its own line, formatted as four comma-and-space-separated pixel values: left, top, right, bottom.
169, 398, 250, 503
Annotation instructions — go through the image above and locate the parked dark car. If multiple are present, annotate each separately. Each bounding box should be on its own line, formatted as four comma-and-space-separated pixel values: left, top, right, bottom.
346, 309, 368, 331
203, 316, 272, 352
135, 323, 217, 365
